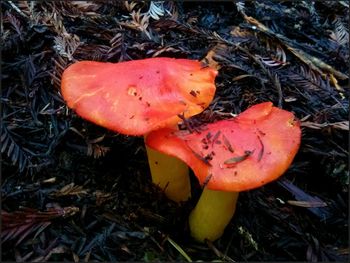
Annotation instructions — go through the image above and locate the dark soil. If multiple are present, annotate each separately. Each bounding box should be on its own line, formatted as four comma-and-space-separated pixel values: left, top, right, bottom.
1, 1, 349, 262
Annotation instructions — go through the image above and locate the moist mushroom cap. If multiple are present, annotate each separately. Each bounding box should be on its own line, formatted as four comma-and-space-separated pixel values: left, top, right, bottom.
61, 58, 217, 135
146, 102, 301, 192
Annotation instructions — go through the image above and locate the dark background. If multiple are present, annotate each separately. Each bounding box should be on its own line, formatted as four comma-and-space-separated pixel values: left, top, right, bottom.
1, 1, 348, 261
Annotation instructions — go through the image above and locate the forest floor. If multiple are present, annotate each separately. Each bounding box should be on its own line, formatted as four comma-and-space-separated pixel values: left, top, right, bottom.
1, 1, 349, 262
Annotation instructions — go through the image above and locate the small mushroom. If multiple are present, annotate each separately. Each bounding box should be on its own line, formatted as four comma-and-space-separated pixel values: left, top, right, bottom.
61, 57, 217, 202
146, 102, 301, 241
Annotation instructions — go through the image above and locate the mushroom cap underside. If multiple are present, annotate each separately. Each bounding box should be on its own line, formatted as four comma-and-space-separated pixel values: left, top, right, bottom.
61, 58, 217, 135
146, 102, 301, 192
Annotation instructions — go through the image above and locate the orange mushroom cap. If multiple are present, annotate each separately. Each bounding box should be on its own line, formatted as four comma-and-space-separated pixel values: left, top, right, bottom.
61, 58, 217, 135
146, 102, 301, 192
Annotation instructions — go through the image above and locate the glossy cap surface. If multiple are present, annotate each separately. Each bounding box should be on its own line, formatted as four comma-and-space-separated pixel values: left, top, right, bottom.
146, 102, 301, 191
61, 58, 217, 135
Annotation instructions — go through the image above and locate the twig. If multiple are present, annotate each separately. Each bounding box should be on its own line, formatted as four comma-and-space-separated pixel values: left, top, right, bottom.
7, 1, 28, 18
241, 14, 348, 80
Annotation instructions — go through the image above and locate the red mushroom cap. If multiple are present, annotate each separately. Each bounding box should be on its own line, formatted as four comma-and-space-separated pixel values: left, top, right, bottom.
146, 102, 301, 192
61, 58, 217, 135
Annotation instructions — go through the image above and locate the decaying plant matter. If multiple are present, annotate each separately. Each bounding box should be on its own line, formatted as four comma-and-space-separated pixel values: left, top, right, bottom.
1, 1, 348, 261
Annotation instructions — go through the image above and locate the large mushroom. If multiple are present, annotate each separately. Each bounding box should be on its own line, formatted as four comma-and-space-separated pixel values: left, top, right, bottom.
146, 102, 301, 242
61, 57, 217, 202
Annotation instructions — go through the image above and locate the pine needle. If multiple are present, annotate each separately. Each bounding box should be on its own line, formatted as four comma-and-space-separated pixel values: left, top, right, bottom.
166, 236, 192, 262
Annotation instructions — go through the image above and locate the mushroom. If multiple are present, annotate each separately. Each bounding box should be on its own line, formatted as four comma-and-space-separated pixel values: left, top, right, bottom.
145, 102, 301, 242
61, 57, 217, 202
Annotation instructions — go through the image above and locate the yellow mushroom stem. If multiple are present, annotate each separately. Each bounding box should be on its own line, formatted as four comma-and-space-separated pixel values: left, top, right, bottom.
189, 188, 239, 242
145, 140, 191, 202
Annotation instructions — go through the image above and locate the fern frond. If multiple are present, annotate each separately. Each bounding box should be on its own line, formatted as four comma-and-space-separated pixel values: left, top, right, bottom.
287, 66, 328, 91
147, 1, 165, 20
51, 183, 88, 197
329, 18, 349, 47
5, 11, 23, 38
1, 125, 28, 172
234, 1, 245, 13
53, 34, 81, 61
1, 206, 79, 245
86, 135, 110, 159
